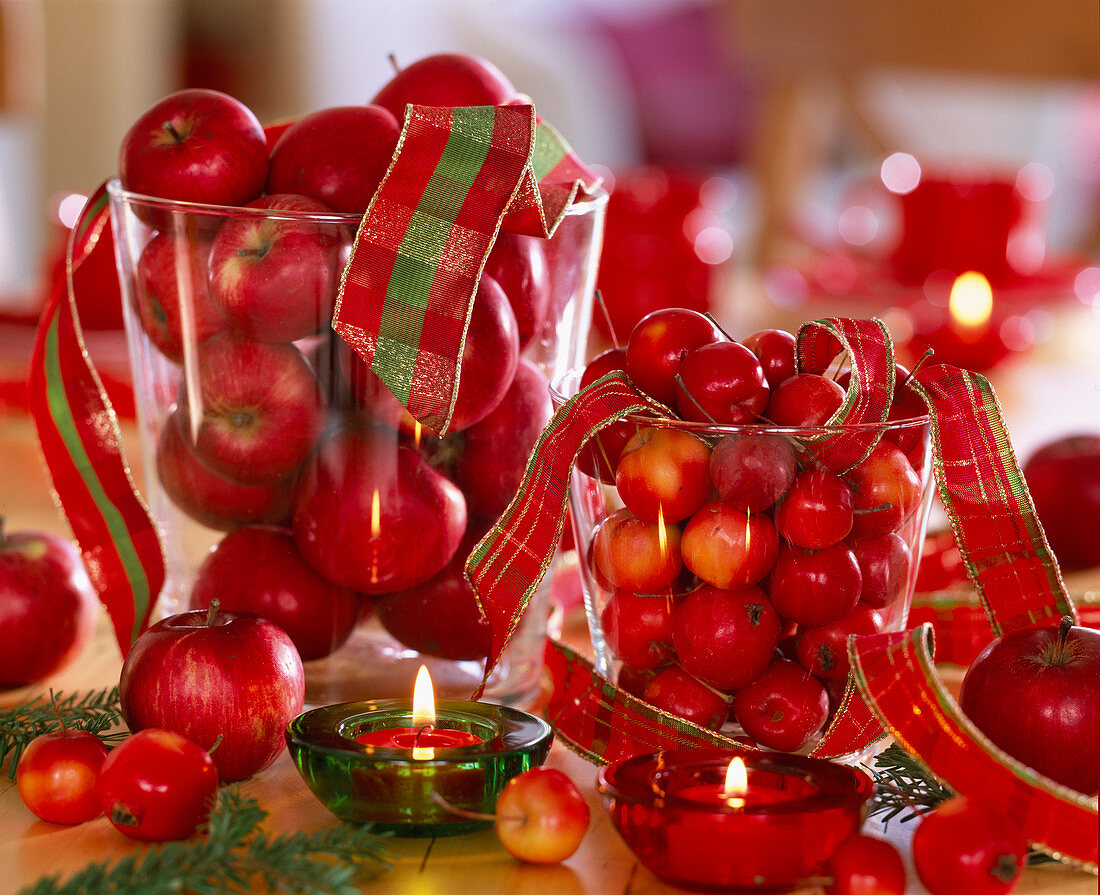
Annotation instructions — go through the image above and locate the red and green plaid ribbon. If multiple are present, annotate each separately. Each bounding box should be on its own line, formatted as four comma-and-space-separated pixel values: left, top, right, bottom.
27, 184, 165, 655
334, 103, 599, 435
467, 316, 1096, 865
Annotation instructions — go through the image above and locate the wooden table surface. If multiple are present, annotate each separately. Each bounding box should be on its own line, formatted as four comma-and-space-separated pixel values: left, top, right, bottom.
1, 414, 1096, 895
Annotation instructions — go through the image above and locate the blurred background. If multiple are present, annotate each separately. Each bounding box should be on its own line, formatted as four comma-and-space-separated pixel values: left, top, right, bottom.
0, 0, 1098, 463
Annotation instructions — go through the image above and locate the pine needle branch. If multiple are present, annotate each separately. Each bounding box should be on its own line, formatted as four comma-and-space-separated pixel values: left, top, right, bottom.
865, 742, 954, 826
1, 688, 126, 778
18, 788, 390, 895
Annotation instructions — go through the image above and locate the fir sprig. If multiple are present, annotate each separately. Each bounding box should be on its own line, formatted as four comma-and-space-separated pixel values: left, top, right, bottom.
1, 688, 126, 778
18, 787, 391, 895
865, 742, 954, 825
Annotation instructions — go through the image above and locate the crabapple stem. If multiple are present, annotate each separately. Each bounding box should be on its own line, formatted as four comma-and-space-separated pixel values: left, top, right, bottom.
703, 312, 735, 343
429, 791, 523, 823
853, 501, 893, 516
206, 599, 220, 627
388, 52, 401, 75
673, 374, 718, 423
593, 289, 621, 349
905, 348, 935, 384
48, 687, 69, 734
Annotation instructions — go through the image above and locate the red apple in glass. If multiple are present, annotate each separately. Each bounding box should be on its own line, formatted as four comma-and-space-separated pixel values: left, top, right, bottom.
208, 193, 348, 343
446, 357, 549, 520
190, 525, 362, 662
0, 521, 99, 690
674, 339, 769, 424
371, 52, 517, 122
671, 585, 782, 690
774, 468, 854, 550
600, 589, 676, 671
731, 656, 829, 752
591, 507, 683, 594
765, 372, 845, 427
643, 665, 730, 730
267, 104, 400, 213
1023, 434, 1100, 570
615, 426, 713, 524
709, 433, 797, 512
373, 526, 492, 661
680, 499, 778, 590
293, 423, 467, 594
848, 532, 911, 611
118, 88, 269, 212
119, 602, 305, 782
625, 307, 723, 406
180, 333, 326, 484
742, 328, 796, 389
494, 767, 590, 864
959, 615, 1100, 795
484, 232, 551, 350
846, 440, 923, 538
795, 602, 885, 680
768, 541, 863, 628
156, 409, 295, 531
133, 231, 226, 364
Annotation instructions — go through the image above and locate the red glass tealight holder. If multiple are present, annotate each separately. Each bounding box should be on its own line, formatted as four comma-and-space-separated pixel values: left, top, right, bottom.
599, 749, 874, 892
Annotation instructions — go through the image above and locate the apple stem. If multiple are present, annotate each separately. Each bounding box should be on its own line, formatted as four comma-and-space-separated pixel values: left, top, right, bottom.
388, 52, 401, 75
206, 599, 220, 627
1050, 615, 1075, 665
906, 347, 935, 384
853, 501, 893, 516
703, 312, 735, 343
161, 120, 185, 142
429, 791, 523, 824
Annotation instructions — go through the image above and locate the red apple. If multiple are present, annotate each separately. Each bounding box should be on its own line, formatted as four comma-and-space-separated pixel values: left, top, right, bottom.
17, 729, 109, 824
484, 232, 551, 350
846, 440, 923, 539
0, 521, 99, 690
625, 307, 723, 406
118, 88, 268, 210
156, 408, 295, 531
267, 104, 400, 213
373, 524, 492, 661
959, 615, 1100, 795
292, 423, 467, 593
494, 767, 589, 864
1023, 434, 1100, 570
208, 193, 348, 343
680, 499, 778, 591
615, 426, 713, 524
371, 53, 517, 122
180, 333, 326, 484
133, 231, 226, 363
190, 526, 362, 662
345, 273, 519, 435
119, 601, 305, 782
591, 507, 683, 594
731, 656, 829, 752
446, 358, 550, 520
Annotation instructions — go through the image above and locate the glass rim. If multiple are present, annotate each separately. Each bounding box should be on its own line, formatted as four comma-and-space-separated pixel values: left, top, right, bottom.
550, 371, 931, 435
105, 176, 608, 223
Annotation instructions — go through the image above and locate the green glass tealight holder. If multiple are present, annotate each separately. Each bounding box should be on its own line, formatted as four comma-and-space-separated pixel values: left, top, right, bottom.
286, 699, 554, 836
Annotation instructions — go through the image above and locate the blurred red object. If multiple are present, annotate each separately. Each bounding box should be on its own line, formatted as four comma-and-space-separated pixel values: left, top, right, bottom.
594, 167, 734, 343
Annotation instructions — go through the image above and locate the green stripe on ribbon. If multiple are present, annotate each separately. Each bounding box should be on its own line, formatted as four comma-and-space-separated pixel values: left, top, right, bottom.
372, 106, 496, 398
531, 119, 569, 182
43, 313, 151, 643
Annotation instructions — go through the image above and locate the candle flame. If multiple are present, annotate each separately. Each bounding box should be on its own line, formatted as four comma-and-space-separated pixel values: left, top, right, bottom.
411, 665, 436, 760
370, 489, 381, 586
657, 504, 667, 557
723, 757, 748, 808
949, 271, 993, 330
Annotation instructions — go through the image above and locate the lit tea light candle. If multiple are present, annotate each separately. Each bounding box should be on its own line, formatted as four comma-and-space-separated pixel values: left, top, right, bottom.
354, 665, 483, 757
600, 749, 872, 891
286, 671, 553, 836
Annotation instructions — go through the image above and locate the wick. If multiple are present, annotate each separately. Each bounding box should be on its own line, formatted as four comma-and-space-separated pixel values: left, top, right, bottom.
414, 725, 434, 746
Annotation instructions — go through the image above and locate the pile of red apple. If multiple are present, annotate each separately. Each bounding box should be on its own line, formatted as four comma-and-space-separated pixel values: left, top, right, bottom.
117, 54, 569, 665
576, 308, 930, 752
